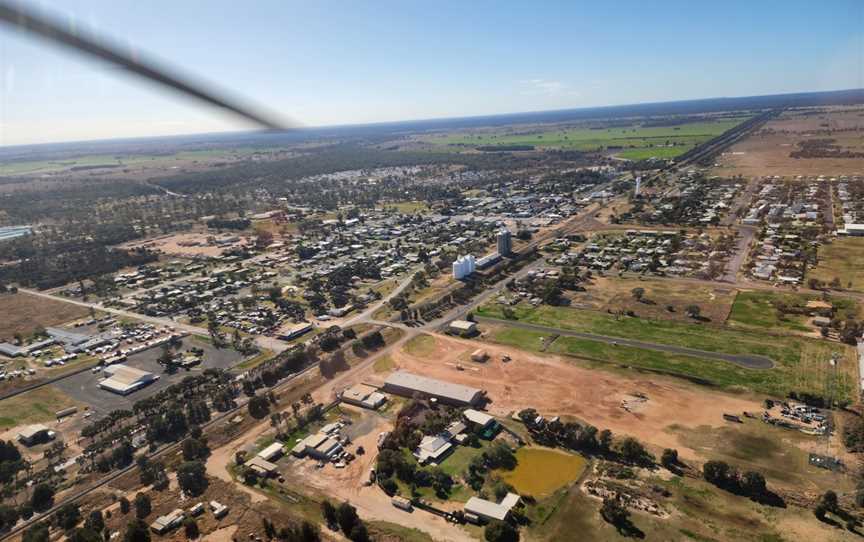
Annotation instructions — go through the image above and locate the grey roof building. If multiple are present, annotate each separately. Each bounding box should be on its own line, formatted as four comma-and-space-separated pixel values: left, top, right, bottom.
383, 371, 483, 406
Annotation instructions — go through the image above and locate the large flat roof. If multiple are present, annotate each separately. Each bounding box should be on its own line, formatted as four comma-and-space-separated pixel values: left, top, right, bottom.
384, 371, 481, 404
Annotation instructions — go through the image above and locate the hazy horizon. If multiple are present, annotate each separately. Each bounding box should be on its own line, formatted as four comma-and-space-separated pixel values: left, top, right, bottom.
1, 0, 861, 146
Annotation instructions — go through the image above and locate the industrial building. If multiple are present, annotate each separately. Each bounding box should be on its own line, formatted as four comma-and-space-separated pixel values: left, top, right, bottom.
383, 371, 484, 406
476, 253, 501, 269
496, 228, 512, 256
452, 254, 476, 280
99, 365, 158, 395
290, 432, 343, 460
341, 383, 387, 410
244, 455, 278, 476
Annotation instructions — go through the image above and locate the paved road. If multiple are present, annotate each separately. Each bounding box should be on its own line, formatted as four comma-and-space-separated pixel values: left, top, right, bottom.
721, 224, 757, 283
475, 316, 775, 369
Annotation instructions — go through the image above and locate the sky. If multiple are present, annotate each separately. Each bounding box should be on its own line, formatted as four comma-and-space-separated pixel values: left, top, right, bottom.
0, 0, 861, 146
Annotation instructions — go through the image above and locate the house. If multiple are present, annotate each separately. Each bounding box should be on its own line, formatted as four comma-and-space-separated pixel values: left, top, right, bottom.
464, 409, 495, 430
414, 435, 453, 465
17, 424, 54, 446
341, 383, 387, 410
464, 492, 521, 523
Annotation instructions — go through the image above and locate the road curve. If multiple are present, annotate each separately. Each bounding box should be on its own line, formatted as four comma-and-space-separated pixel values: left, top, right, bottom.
475, 316, 775, 369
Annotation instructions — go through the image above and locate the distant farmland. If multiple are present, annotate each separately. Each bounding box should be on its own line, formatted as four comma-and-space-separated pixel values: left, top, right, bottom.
424, 116, 751, 160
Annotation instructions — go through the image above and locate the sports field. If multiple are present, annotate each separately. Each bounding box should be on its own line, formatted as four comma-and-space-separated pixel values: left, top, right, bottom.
424, 117, 749, 159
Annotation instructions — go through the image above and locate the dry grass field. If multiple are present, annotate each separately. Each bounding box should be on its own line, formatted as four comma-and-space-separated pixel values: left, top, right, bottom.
569, 276, 737, 324
0, 292, 89, 340
711, 107, 864, 177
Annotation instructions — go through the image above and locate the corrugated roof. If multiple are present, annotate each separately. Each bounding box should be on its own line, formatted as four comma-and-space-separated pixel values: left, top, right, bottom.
384, 371, 481, 403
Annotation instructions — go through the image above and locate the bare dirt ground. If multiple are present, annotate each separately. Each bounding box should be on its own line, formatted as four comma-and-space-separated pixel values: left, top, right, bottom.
711, 107, 864, 178
121, 232, 250, 258
363, 333, 764, 462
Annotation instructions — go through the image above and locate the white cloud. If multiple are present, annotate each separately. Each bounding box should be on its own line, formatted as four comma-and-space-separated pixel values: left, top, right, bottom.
518, 78, 579, 97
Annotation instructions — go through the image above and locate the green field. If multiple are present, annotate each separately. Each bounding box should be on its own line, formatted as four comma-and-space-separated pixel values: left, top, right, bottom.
424, 117, 749, 159
498, 447, 587, 497
809, 237, 864, 291
479, 303, 857, 401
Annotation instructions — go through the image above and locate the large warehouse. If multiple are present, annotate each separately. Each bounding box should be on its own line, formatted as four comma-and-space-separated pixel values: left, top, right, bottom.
382, 371, 484, 406
99, 365, 158, 395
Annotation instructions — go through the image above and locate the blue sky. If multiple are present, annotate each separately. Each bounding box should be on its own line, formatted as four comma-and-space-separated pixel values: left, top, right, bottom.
0, 0, 861, 145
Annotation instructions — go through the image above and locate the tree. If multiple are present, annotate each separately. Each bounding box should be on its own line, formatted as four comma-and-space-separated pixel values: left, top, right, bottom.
56, 503, 81, 531
598, 429, 613, 453
685, 304, 701, 319
336, 502, 360, 536
177, 461, 208, 496
484, 520, 519, 542
22, 522, 50, 542
119, 497, 131, 515
21, 521, 49, 542
618, 437, 653, 466
0, 505, 20, 532
631, 287, 645, 302
741, 471, 767, 498
183, 518, 199, 539
248, 396, 270, 419
661, 448, 678, 470
820, 490, 839, 513
321, 500, 337, 529
348, 523, 370, 542
31, 483, 55, 512
70, 527, 102, 542
123, 520, 150, 542
600, 496, 629, 530
84, 510, 104, 534
134, 493, 151, 519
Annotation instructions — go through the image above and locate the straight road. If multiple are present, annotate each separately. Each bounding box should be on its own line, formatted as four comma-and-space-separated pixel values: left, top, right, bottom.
474, 316, 775, 369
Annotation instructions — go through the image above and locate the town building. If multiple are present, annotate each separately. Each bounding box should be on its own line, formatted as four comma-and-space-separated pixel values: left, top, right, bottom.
497, 228, 512, 256
382, 371, 484, 406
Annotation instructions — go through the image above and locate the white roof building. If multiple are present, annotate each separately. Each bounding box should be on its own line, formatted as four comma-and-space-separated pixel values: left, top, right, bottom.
99, 365, 157, 395
465, 492, 521, 522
